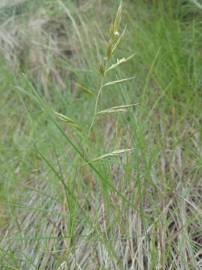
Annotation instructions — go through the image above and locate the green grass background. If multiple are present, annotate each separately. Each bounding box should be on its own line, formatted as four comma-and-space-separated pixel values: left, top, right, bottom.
0, 0, 201, 269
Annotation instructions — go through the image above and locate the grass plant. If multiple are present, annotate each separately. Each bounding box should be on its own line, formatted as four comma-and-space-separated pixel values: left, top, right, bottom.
0, 0, 201, 269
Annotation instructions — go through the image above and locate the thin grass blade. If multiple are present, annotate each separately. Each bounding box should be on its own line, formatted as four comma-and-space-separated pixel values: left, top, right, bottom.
103, 76, 135, 87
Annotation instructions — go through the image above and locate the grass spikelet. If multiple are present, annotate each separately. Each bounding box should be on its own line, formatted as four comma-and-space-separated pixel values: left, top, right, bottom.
106, 54, 135, 72
111, 26, 126, 54
54, 111, 81, 131
76, 83, 94, 96
89, 148, 134, 163
103, 76, 136, 87
97, 104, 138, 115
111, 1, 123, 37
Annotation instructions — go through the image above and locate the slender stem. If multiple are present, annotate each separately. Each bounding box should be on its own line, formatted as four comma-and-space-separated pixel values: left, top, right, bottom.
88, 76, 105, 134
